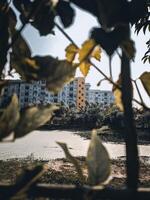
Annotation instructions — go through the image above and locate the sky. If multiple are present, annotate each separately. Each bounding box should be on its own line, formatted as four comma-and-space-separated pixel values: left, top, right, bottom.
18, 5, 149, 107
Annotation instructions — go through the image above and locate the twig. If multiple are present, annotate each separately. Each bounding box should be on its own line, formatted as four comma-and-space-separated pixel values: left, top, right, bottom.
109, 56, 113, 81
54, 23, 77, 48
132, 79, 145, 107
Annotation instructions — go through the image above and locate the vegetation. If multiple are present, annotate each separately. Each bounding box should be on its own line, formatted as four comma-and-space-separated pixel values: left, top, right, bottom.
0, 0, 150, 199
49, 103, 150, 130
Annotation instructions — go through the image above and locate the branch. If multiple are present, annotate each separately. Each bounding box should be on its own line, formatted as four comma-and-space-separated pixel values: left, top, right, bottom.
55, 22, 150, 110
109, 56, 113, 81
132, 79, 146, 107
121, 40, 139, 189
1, 184, 150, 199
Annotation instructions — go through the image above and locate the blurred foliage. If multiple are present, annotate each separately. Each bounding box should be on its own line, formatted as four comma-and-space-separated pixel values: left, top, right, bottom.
0, 0, 149, 117
139, 71, 150, 97
0, 0, 149, 197
0, 95, 58, 141
58, 130, 110, 186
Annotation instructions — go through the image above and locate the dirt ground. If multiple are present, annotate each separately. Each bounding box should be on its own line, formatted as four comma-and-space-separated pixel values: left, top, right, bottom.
0, 156, 149, 188
75, 127, 150, 145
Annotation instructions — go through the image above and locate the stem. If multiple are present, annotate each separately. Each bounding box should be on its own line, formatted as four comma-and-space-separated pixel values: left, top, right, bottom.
90, 61, 119, 88
54, 23, 78, 48
121, 48, 139, 189
109, 56, 113, 80
132, 79, 145, 106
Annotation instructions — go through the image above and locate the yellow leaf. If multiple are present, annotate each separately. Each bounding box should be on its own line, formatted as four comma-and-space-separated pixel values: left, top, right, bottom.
79, 39, 96, 62
112, 77, 124, 111
91, 45, 101, 61
139, 71, 150, 97
0, 94, 20, 140
79, 61, 91, 77
113, 88, 124, 111
65, 44, 78, 63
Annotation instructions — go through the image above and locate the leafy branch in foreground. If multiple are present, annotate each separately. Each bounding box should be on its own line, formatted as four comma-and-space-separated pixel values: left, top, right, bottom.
0, 95, 58, 141
55, 22, 150, 111
58, 130, 111, 186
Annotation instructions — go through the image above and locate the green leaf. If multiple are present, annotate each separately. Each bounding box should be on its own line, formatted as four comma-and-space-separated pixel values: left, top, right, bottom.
44, 60, 76, 92
72, 1, 147, 28
13, 0, 55, 36
11, 55, 77, 92
57, 142, 85, 184
91, 26, 128, 56
31, 1, 55, 36
86, 130, 110, 185
33, 56, 77, 92
120, 39, 136, 60
14, 105, 58, 138
56, 1, 75, 28
139, 72, 150, 97
10, 32, 32, 80
0, 94, 20, 140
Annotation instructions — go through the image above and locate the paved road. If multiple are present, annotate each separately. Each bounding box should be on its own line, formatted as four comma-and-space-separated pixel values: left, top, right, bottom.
0, 130, 149, 160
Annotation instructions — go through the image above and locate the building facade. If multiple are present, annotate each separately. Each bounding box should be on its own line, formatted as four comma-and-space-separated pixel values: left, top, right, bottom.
88, 89, 114, 107
0, 78, 114, 110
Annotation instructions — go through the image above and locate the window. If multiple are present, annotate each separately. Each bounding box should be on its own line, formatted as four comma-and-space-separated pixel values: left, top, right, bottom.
25, 86, 29, 90
69, 94, 73, 98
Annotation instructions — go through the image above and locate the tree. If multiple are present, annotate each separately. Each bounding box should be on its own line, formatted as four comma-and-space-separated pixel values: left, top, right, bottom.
0, 0, 150, 197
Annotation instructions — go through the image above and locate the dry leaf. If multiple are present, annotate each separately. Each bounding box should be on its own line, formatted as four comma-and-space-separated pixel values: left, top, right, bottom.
79, 61, 91, 77
0, 94, 20, 140
113, 87, 124, 111
91, 45, 101, 61
15, 105, 58, 138
120, 40, 136, 60
86, 130, 110, 185
65, 44, 78, 63
139, 72, 150, 97
79, 39, 96, 62
112, 77, 124, 111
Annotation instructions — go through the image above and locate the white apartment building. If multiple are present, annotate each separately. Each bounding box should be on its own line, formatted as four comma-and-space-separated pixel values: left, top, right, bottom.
0, 78, 114, 109
88, 89, 114, 107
